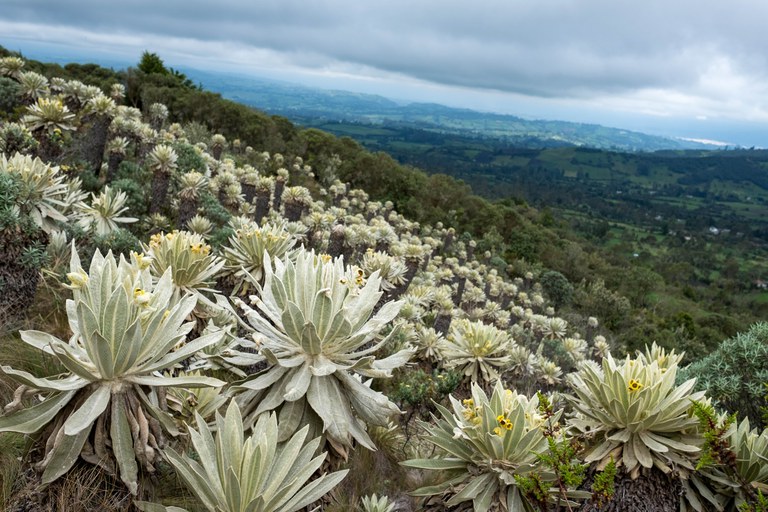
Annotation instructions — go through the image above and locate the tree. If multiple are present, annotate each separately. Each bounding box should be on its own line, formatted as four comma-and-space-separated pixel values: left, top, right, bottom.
540, 270, 574, 308
137, 51, 168, 75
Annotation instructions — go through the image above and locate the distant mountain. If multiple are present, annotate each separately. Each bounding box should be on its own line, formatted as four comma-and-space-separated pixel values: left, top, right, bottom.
183, 69, 721, 152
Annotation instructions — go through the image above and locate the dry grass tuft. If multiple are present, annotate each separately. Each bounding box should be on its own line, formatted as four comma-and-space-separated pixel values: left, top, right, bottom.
325, 424, 419, 512
6, 461, 132, 512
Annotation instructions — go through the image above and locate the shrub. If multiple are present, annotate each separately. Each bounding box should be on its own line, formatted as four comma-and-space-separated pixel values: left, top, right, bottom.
679, 322, 768, 428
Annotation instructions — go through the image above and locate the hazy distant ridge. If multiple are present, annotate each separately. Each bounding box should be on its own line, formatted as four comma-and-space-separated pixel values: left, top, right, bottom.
184, 69, 720, 152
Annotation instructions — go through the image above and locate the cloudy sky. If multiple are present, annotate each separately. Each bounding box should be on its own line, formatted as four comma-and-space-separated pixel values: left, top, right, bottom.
2, 1, 768, 146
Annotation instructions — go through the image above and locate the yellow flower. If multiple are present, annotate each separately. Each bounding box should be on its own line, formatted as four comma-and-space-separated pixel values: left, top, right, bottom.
628, 379, 643, 392
65, 269, 88, 289
149, 232, 163, 248
132, 251, 152, 270
497, 414, 506, 425
190, 242, 209, 255
493, 427, 502, 436
503, 420, 513, 430
133, 287, 151, 306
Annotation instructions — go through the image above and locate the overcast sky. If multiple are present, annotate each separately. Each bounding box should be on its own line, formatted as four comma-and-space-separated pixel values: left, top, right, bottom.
2, 1, 768, 146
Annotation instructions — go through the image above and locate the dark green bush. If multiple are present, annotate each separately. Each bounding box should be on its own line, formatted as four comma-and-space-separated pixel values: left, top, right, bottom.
111, 177, 148, 218
390, 368, 461, 423
679, 322, 768, 428
173, 142, 206, 173
0, 77, 20, 116
540, 270, 574, 308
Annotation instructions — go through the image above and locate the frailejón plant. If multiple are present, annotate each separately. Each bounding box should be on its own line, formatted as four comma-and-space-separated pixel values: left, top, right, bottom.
566, 352, 704, 478
144, 230, 225, 302
439, 318, 513, 383
135, 401, 348, 512
402, 382, 555, 512
360, 493, 397, 512
234, 248, 412, 457
0, 152, 72, 233
77, 185, 137, 236
0, 246, 224, 493
221, 217, 296, 294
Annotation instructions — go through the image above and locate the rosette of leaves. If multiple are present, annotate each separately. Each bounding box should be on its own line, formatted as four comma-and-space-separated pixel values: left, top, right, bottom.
23, 96, 76, 132
281, 185, 313, 222
77, 185, 138, 236
0, 152, 72, 233
414, 326, 444, 362
210, 133, 227, 160
402, 382, 555, 512
684, 413, 768, 512
177, 171, 207, 227
724, 417, 768, 508
566, 353, 704, 478
165, 370, 228, 425
17, 71, 50, 103
0, 122, 38, 155
147, 144, 178, 214
234, 249, 412, 457
144, 230, 225, 301
361, 494, 397, 512
439, 319, 513, 383
105, 135, 130, 182
0, 56, 25, 79
0, 247, 225, 493
135, 401, 348, 512
186, 214, 214, 237
360, 249, 408, 293
221, 217, 296, 294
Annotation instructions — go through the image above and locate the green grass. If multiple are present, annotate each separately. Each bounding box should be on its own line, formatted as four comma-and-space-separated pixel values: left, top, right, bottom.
388, 140, 433, 152
317, 123, 396, 137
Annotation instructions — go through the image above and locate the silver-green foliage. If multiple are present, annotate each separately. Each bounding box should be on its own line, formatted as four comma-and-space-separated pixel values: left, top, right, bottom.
439, 319, 513, 383
688, 416, 768, 512
0, 247, 224, 493
235, 249, 412, 456
727, 417, 768, 508
402, 382, 554, 512
77, 185, 137, 236
144, 230, 225, 298
360, 493, 397, 512
135, 401, 348, 512
221, 218, 296, 294
0, 152, 73, 233
566, 350, 704, 477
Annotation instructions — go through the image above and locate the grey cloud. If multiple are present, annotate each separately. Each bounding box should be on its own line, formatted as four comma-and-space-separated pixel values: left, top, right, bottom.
3, 0, 768, 101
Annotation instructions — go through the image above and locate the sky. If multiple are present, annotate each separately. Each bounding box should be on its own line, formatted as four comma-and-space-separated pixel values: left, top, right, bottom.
2, 1, 768, 147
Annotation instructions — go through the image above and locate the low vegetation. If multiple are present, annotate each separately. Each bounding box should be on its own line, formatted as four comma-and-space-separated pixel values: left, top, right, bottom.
0, 49, 767, 512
